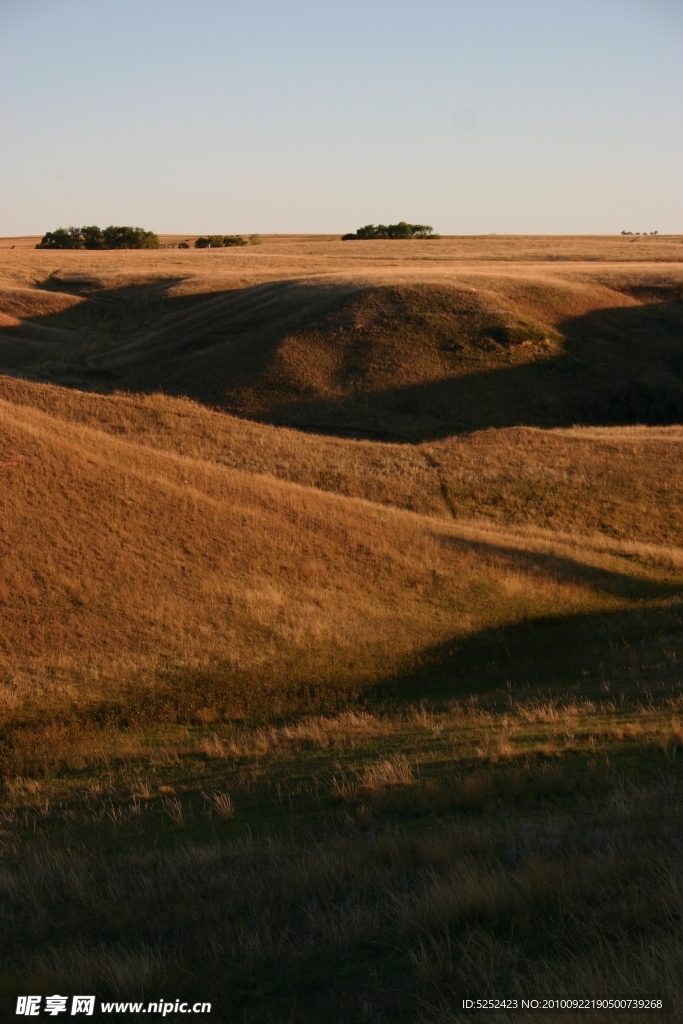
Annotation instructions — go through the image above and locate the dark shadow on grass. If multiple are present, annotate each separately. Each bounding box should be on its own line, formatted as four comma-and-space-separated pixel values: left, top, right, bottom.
0, 278, 682, 440
434, 532, 680, 600
378, 599, 683, 709
0, 277, 360, 403
261, 296, 683, 440
1, 594, 681, 770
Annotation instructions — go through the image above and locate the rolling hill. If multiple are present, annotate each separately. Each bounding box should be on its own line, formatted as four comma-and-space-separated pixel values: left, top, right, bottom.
1, 375, 682, 755
2, 238, 683, 1021
1, 239, 682, 440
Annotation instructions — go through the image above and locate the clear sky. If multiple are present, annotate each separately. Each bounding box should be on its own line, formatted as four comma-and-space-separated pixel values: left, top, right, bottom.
1, 0, 681, 235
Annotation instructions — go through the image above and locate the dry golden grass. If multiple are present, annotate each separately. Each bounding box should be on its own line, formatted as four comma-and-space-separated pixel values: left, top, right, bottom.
1, 240, 681, 441
3, 710, 683, 1022
427, 425, 683, 544
1, 236, 683, 1020
5, 390, 675, 725
2, 376, 682, 544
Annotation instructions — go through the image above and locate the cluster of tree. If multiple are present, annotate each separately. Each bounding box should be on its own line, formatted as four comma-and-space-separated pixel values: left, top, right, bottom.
621, 230, 658, 236
342, 222, 437, 240
194, 235, 247, 248
36, 226, 159, 250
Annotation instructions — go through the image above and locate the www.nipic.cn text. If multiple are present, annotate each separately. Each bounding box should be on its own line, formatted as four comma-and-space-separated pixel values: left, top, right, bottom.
16, 996, 212, 1016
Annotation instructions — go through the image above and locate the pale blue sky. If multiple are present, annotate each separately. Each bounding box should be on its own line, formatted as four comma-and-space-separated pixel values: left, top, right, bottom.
1, 0, 681, 235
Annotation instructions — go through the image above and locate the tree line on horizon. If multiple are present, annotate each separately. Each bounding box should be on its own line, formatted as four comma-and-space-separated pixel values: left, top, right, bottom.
342, 222, 437, 240
194, 235, 247, 248
36, 226, 159, 250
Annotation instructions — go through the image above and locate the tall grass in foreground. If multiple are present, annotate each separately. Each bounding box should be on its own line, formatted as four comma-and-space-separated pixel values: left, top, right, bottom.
2, 772, 682, 1022
2, 684, 683, 1021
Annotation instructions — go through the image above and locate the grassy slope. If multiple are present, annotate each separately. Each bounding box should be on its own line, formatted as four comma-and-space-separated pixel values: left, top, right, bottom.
1, 243, 682, 440
3, 376, 683, 544
5, 390, 676, 727
2, 241, 683, 1021
2, 382, 683, 1020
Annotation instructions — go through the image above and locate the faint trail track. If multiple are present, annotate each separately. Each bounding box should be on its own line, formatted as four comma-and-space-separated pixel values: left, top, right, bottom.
421, 448, 457, 519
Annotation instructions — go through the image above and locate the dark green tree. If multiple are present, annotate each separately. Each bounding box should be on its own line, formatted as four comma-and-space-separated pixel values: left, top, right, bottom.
342, 222, 436, 241
37, 224, 158, 249
36, 227, 83, 249
194, 235, 224, 248
81, 226, 105, 249
356, 224, 382, 239
103, 226, 159, 249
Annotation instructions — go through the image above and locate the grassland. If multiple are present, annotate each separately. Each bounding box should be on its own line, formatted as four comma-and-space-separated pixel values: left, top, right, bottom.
2, 237, 682, 440
1, 236, 683, 1022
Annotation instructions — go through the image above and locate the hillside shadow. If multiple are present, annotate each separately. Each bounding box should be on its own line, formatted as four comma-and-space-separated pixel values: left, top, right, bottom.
374, 597, 683, 710
135, 539, 683, 724
260, 297, 683, 440
414, 533, 682, 704
435, 532, 681, 600
32, 594, 682, 729
0, 276, 681, 440
0, 276, 359, 401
